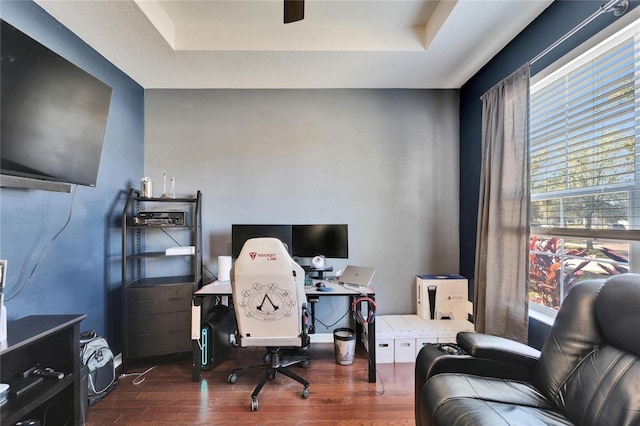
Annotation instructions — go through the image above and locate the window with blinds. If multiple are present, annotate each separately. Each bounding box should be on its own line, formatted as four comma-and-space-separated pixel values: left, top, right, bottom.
528, 16, 639, 313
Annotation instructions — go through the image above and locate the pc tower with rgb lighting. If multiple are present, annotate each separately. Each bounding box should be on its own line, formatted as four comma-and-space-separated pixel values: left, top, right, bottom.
200, 305, 233, 370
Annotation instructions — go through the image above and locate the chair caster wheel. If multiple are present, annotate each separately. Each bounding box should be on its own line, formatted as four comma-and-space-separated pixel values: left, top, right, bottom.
302, 360, 310, 368
228, 372, 238, 384
301, 387, 310, 399
251, 399, 259, 411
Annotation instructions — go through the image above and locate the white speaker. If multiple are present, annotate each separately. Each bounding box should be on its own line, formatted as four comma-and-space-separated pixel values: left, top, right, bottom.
311, 255, 325, 269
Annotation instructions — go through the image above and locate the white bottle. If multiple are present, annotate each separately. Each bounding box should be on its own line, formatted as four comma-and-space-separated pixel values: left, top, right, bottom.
0, 299, 7, 343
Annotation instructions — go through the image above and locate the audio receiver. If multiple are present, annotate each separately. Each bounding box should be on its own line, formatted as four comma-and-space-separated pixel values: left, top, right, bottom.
134, 211, 185, 226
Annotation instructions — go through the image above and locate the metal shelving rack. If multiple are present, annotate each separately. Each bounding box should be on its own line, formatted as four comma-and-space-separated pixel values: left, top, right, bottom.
121, 188, 202, 371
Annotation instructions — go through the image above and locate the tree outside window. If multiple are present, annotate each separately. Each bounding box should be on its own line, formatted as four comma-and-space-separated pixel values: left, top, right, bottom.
528, 20, 639, 312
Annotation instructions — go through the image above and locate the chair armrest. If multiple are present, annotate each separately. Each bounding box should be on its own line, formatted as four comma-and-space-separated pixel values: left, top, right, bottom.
456, 332, 540, 367
414, 343, 538, 426
415, 344, 537, 384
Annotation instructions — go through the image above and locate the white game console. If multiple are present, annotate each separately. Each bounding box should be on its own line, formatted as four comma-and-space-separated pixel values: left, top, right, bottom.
416, 274, 470, 321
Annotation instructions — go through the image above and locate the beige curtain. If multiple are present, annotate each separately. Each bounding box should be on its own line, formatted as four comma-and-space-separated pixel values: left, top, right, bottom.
474, 64, 530, 343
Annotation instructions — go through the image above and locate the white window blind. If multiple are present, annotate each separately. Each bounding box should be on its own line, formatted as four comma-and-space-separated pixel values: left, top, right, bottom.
530, 19, 640, 239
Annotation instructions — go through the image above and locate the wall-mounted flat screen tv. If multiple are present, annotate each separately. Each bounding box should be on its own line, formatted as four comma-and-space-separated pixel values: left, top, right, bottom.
1, 19, 113, 188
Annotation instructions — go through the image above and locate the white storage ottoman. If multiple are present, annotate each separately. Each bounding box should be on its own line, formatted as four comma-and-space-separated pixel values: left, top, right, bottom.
382, 316, 416, 363
401, 315, 438, 357
374, 316, 395, 363
428, 319, 475, 343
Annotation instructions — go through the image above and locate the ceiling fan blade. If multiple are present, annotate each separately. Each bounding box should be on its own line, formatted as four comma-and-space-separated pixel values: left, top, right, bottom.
284, 0, 304, 23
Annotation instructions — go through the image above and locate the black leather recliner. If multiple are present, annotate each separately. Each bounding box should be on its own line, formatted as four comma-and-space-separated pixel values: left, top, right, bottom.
415, 273, 640, 426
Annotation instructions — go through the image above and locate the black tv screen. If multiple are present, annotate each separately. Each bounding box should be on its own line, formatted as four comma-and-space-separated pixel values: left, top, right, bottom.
292, 224, 349, 259
231, 225, 293, 258
1, 20, 112, 187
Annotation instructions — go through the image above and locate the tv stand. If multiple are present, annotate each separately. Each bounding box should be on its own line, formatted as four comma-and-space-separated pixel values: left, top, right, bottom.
0, 315, 85, 426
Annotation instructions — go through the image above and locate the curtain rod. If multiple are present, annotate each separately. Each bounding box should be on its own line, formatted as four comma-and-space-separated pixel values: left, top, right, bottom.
530, 0, 629, 65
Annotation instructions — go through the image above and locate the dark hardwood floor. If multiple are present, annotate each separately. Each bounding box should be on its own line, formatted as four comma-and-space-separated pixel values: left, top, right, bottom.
86, 343, 415, 425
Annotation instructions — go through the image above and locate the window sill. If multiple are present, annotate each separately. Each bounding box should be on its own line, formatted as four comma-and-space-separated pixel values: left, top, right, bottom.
528, 304, 556, 326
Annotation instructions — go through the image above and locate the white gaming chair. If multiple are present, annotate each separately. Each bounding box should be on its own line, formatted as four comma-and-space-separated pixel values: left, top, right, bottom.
227, 237, 310, 411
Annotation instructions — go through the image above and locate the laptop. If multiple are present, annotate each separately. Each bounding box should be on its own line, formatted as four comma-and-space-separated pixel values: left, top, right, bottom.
338, 265, 376, 290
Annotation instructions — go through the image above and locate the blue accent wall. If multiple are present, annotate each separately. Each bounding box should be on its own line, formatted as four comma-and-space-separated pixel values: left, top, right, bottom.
459, 0, 640, 346
0, 1, 144, 352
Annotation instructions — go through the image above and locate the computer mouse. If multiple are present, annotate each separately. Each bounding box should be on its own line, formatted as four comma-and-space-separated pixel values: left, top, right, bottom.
315, 282, 326, 288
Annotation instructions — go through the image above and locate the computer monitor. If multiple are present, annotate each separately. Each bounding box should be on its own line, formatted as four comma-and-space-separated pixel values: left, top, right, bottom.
231, 225, 292, 258
292, 224, 349, 259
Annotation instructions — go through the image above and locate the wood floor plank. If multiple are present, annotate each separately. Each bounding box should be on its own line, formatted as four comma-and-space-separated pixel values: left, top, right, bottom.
86, 343, 415, 425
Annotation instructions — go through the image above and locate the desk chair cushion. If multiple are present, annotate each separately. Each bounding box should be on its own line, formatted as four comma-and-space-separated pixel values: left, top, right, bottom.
231, 237, 307, 347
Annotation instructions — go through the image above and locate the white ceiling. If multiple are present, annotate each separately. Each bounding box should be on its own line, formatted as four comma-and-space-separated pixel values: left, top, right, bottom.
35, 0, 553, 89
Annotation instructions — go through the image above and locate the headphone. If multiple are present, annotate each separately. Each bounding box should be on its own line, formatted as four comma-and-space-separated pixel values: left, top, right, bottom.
352, 296, 377, 325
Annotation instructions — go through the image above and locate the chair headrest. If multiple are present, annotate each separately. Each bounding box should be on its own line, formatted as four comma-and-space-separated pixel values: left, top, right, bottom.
239, 237, 287, 252
236, 237, 290, 263
595, 274, 640, 355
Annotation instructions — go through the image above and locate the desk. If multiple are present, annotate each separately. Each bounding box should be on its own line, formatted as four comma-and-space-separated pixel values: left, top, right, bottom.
192, 280, 376, 383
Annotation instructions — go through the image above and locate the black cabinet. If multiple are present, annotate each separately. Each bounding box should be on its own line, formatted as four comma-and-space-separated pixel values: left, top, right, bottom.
121, 188, 202, 370
0, 315, 85, 426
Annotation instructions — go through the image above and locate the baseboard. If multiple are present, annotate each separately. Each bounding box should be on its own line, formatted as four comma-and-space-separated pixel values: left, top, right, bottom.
231, 332, 333, 344
310, 333, 333, 343
113, 334, 332, 370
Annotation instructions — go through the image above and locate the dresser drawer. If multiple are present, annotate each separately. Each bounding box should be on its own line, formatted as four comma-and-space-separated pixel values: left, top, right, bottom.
126, 283, 192, 316
126, 312, 191, 358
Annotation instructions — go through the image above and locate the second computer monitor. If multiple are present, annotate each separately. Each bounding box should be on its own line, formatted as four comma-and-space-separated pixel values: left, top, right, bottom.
291, 224, 348, 259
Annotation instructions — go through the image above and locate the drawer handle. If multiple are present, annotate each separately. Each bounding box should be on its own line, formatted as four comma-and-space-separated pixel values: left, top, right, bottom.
138, 300, 153, 304
139, 333, 153, 337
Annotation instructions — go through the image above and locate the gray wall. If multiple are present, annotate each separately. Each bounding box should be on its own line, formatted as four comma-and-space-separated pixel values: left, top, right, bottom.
144, 89, 459, 332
